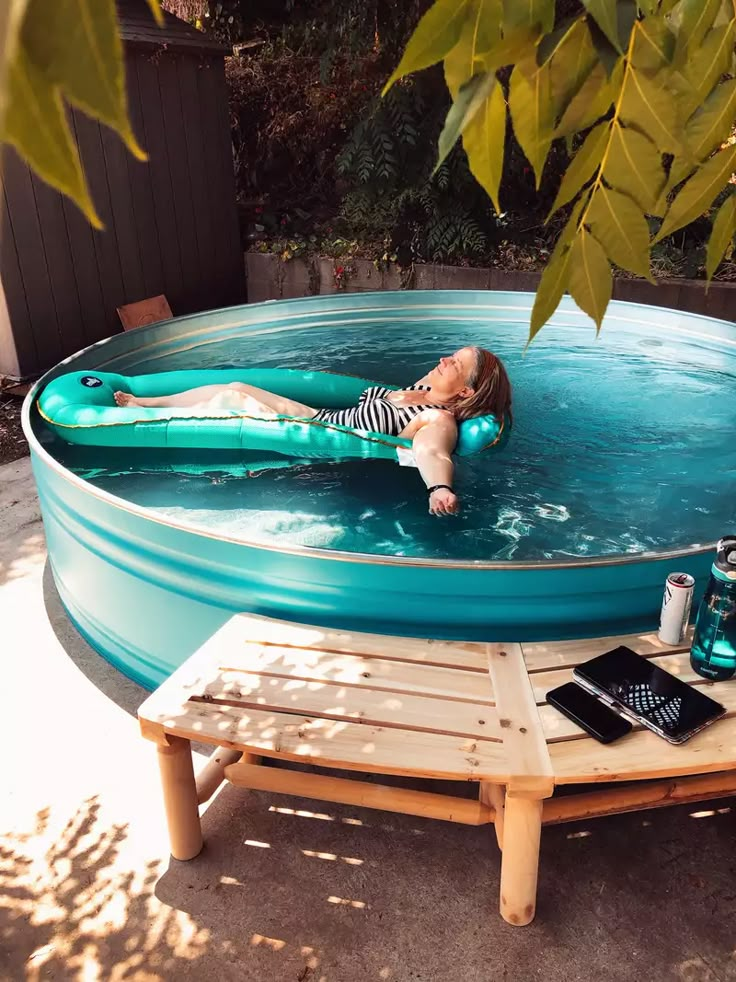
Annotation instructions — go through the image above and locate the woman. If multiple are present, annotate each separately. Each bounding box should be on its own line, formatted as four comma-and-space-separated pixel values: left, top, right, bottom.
115, 346, 512, 517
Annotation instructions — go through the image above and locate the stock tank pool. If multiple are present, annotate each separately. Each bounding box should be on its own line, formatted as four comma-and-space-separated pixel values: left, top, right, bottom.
24, 291, 736, 689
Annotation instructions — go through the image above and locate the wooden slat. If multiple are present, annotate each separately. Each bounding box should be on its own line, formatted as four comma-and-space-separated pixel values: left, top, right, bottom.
542, 771, 736, 824
177, 55, 217, 304
99, 120, 147, 305
135, 55, 185, 303
521, 628, 693, 673
550, 720, 736, 784
31, 176, 86, 358
0, 176, 37, 376
158, 56, 201, 310
2, 150, 62, 370
224, 762, 494, 825
216, 646, 493, 705
195, 670, 501, 741
529, 649, 704, 704
73, 112, 126, 338
487, 644, 554, 798
125, 53, 166, 300
140, 701, 509, 781
199, 60, 245, 306
200, 612, 490, 673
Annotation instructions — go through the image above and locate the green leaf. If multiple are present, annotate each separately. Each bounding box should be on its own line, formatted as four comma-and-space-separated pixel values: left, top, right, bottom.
462, 78, 507, 212
436, 72, 496, 170
586, 185, 652, 278
619, 66, 684, 154
549, 120, 609, 215
529, 240, 572, 343
503, 0, 554, 34
630, 16, 675, 71
556, 60, 621, 137
684, 79, 736, 168
444, 0, 502, 97
568, 227, 612, 330
20, 0, 146, 161
508, 62, 554, 187
582, 0, 622, 52
674, 0, 722, 54
4, 48, 102, 227
654, 143, 736, 242
603, 120, 665, 212
706, 194, 736, 280
384, 0, 471, 93
549, 19, 598, 119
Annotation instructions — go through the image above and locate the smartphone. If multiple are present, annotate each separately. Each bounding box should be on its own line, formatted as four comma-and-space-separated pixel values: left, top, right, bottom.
573, 645, 726, 745
547, 682, 633, 744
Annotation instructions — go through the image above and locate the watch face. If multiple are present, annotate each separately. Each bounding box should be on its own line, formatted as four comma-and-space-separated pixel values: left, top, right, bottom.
81, 376, 103, 388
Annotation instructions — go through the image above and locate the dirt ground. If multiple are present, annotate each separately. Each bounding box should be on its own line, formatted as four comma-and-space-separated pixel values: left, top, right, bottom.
0, 392, 28, 465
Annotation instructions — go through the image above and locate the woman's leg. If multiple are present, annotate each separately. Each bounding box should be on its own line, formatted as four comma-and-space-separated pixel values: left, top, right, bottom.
114, 382, 317, 417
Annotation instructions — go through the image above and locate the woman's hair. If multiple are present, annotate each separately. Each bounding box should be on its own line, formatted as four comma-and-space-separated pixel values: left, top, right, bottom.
451, 347, 513, 423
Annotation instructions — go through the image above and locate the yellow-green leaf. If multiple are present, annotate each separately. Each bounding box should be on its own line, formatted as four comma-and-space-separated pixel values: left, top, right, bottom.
444, 0, 502, 97
436, 72, 496, 170
706, 194, 736, 280
654, 143, 736, 242
619, 66, 684, 153
21, 0, 146, 161
674, 0, 722, 54
503, 0, 554, 34
587, 185, 652, 279
680, 22, 735, 118
384, 0, 472, 93
582, 0, 622, 52
478, 24, 540, 71
4, 49, 102, 227
462, 78, 507, 212
549, 120, 609, 216
146, 0, 164, 27
684, 79, 736, 168
556, 60, 621, 137
568, 227, 612, 330
630, 16, 675, 71
603, 120, 665, 212
529, 240, 572, 343
549, 19, 597, 119
509, 62, 555, 187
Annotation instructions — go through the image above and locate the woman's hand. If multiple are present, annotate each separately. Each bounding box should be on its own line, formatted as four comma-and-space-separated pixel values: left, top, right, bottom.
429, 487, 459, 516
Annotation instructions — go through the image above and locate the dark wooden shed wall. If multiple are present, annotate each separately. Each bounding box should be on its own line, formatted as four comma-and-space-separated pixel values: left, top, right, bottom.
0, 47, 244, 380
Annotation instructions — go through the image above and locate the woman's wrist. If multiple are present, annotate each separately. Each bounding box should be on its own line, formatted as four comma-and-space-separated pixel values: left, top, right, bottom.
426, 484, 454, 495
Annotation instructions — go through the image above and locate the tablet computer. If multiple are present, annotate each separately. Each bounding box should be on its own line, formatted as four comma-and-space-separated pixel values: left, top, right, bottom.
573, 646, 726, 745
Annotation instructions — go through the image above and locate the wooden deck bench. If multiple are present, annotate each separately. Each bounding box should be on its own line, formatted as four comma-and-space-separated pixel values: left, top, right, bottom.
138, 614, 736, 926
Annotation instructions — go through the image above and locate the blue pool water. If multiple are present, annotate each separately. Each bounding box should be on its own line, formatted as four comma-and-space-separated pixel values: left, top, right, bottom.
46, 315, 736, 562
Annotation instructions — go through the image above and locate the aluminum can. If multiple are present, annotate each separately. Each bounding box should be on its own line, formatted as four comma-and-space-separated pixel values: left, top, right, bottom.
658, 572, 695, 645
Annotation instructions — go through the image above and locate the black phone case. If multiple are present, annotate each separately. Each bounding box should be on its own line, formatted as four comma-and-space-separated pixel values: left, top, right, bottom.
547, 683, 633, 744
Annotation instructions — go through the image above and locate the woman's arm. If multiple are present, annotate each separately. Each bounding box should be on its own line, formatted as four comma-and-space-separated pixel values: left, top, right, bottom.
411, 412, 460, 516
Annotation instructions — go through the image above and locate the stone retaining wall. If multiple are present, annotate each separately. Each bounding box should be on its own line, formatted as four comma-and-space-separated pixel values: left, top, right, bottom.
245, 252, 736, 321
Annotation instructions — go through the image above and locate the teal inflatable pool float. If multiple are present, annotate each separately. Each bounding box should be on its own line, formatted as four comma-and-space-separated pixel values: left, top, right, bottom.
38, 369, 507, 461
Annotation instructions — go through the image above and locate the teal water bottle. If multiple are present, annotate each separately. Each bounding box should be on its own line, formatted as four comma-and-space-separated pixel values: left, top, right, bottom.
690, 536, 736, 682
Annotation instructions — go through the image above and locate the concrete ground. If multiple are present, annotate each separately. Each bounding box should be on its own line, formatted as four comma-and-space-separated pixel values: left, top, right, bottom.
2, 456, 736, 982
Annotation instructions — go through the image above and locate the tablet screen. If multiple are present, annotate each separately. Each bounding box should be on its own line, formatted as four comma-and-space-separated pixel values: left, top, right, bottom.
574, 646, 725, 740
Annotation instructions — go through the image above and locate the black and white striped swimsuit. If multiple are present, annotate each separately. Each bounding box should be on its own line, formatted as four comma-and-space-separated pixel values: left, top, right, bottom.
313, 384, 445, 436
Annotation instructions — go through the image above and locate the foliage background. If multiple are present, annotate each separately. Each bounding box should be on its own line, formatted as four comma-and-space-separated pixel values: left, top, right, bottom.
164, 0, 735, 280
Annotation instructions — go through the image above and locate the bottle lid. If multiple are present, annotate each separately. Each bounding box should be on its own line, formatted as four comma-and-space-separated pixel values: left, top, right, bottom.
714, 536, 736, 580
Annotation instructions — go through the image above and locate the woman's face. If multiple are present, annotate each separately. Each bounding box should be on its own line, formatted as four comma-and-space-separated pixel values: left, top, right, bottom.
426, 347, 477, 396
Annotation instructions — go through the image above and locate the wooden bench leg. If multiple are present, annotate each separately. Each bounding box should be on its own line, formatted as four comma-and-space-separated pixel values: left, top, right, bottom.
480, 782, 505, 849
499, 795, 543, 926
157, 736, 203, 861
